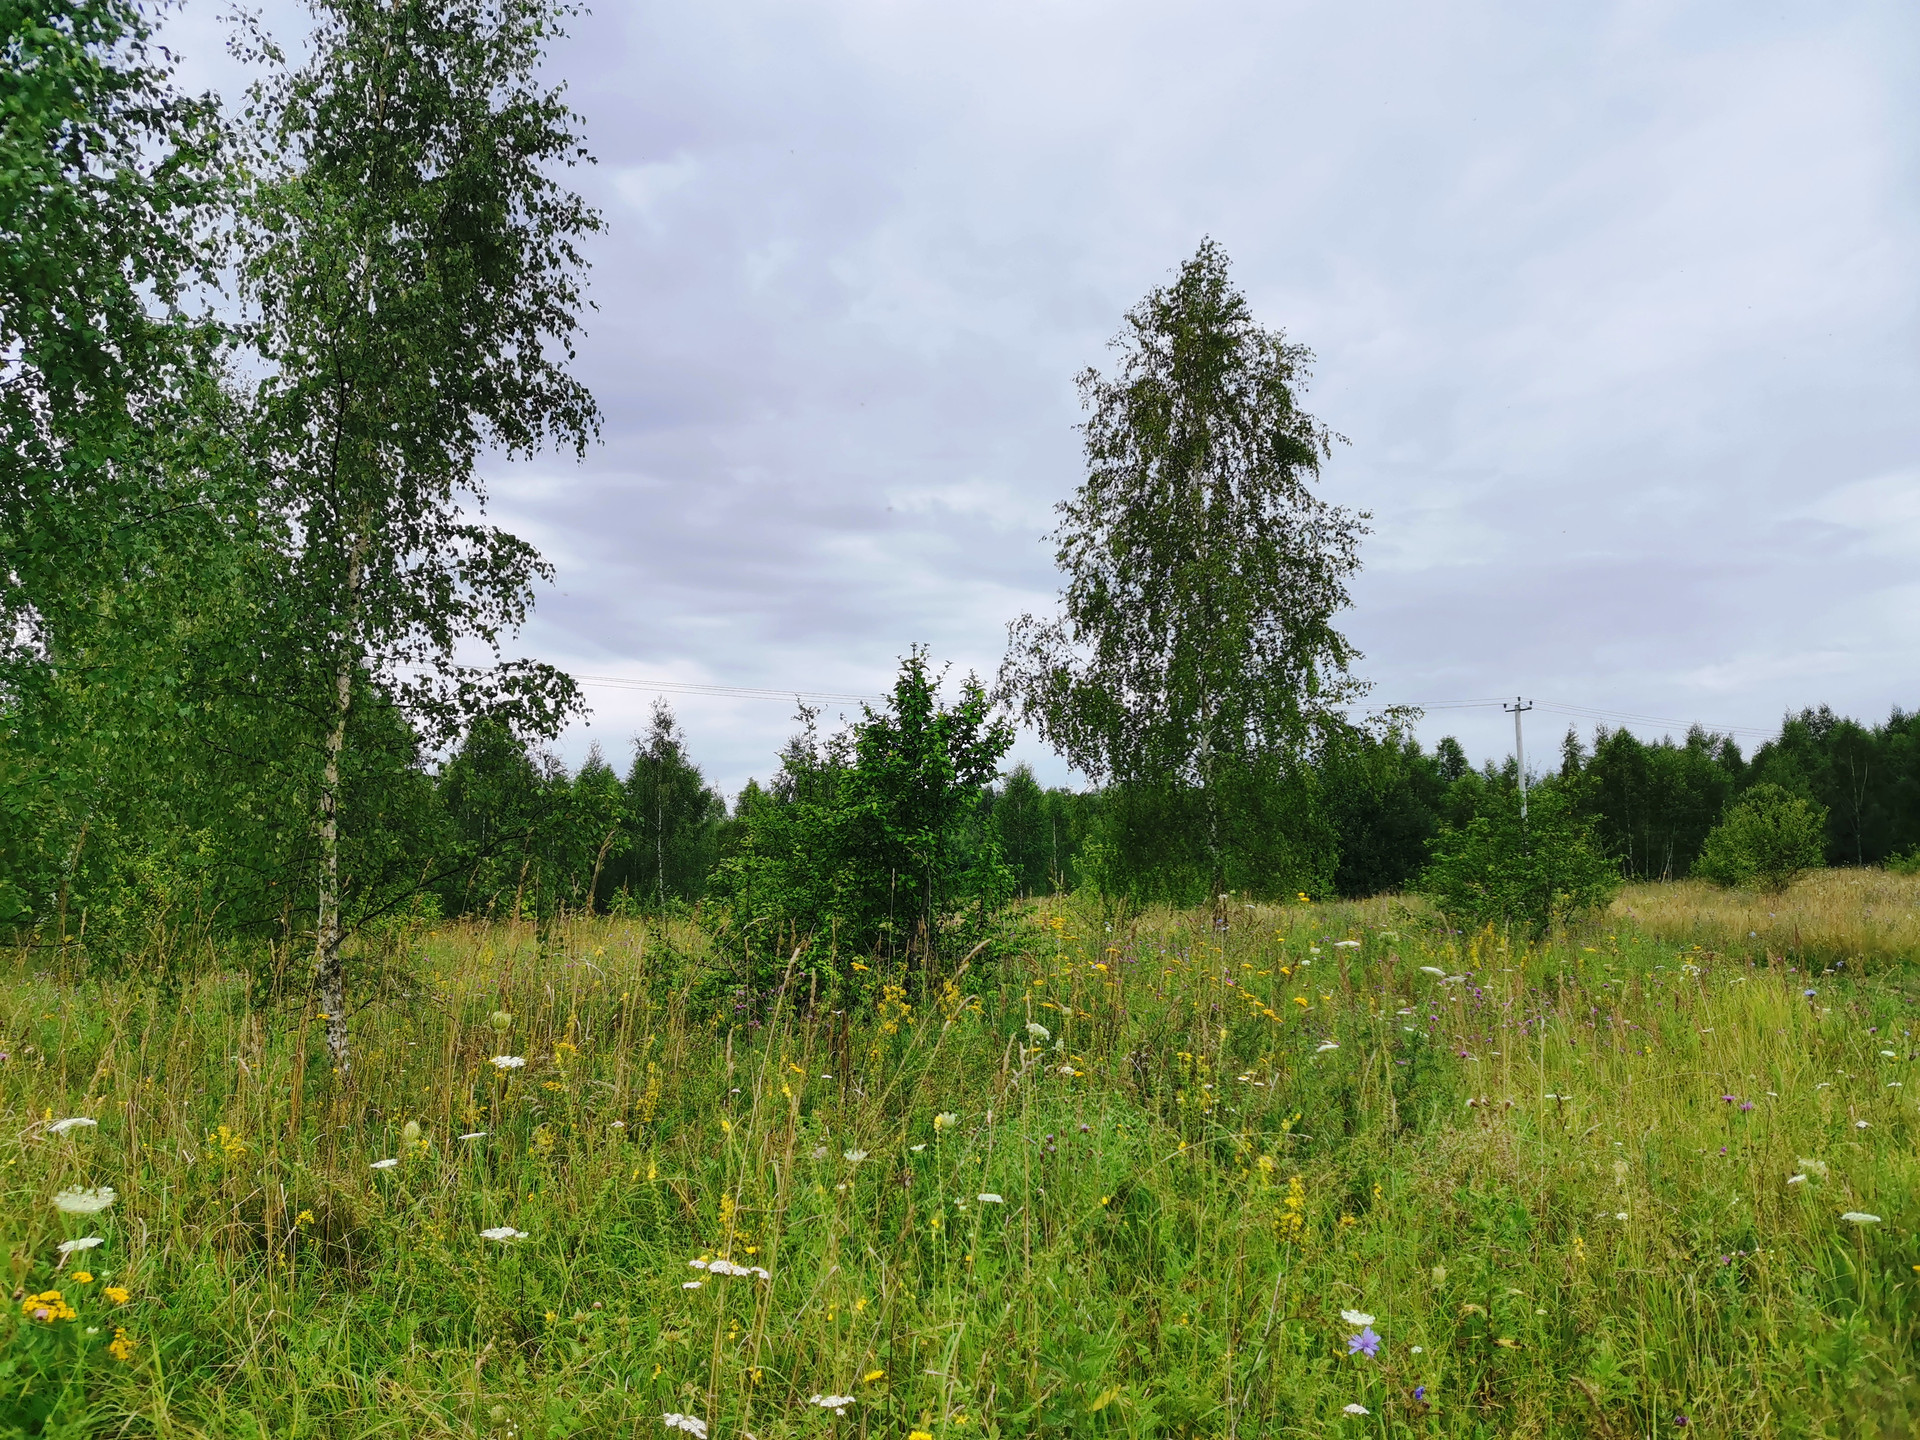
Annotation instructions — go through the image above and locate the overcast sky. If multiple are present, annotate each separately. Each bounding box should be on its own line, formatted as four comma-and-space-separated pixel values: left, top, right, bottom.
176, 0, 1920, 798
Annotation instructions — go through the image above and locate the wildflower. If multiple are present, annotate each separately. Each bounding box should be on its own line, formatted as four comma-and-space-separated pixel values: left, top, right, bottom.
682, 1281, 702, 1289
1340, 1309, 1375, 1326
1740, 1101, 1754, 1112
52, 1187, 115, 1215
21, 1290, 75, 1323
1347, 1326, 1381, 1357
457, 1131, 488, 1140
490, 1055, 526, 1070
1335, 940, 1361, 948
863, 1369, 885, 1382
1316, 1041, 1339, 1053
1419, 966, 1446, 976
844, 1149, 868, 1163
1026, 1022, 1051, 1042
810, 1394, 856, 1415
1804, 989, 1817, 998
479, 1226, 527, 1241
1787, 1174, 1808, 1185
371, 1158, 399, 1170
71, 1271, 92, 1284
1855, 1120, 1870, 1129
105, 1286, 130, 1304
1410, 1346, 1424, 1354
56, 1236, 104, 1256
1799, 1158, 1828, 1177
1840, 1212, 1882, 1224
1615, 1212, 1629, 1221
1343, 1403, 1369, 1416
108, 1326, 135, 1362
1413, 1385, 1427, 1401
662, 1414, 708, 1438
47, 1117, 98, 1136
977, 1193, 1004, 1204
910, 1431, 934, 1440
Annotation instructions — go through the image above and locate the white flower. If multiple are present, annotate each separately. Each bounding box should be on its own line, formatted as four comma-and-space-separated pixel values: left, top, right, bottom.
809, 1394, 855, 1415
1316, 1041, 1339, 1053
663, 1413, 708, 1438
1409, 1345, 1424, 1354
1026, 1022, 1051, 1042
1343, 1403, 1370, 1416
934, 1112, 959, 1131
457, 1131, 488, 1140
56, 1237, 104, 1254
809, 1146, 830, 1160
1787, 1173, 1808, 1185
1881, 1050, 1898, 1058
688, 1259, 710, 1269
1798, 1158, 1828, 1177
1059, 1064, 1079, 1076
1855, 1120, 1870, 1129
1615, 1212, 1629, 1221
910, 1143, 927, 1152
682, 1281, 702, 1289
490, 1055, 526, 1070
977, 1193, 1004, 1204
1419, 966, 1446, 976
1339, 1309, 1375, 1327
371, 1158, 399, 1170
47, 1117, 98, 1136
52, 1187, 115, 1215
1841, 1211, 1882, 1224
708, 1260, 752, 1277
611, 1120, 628, 1128
479, 1226, 527, 1241
1335, 940, 1361, 948
843, 1149, 868, 1163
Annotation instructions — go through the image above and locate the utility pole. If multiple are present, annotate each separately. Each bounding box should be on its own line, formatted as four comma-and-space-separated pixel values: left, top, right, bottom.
1504, 697, 1534, 820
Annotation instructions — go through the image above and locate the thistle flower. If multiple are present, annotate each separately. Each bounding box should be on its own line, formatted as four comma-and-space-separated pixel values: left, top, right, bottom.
47, 1117, 97, 1136
52, 1187, 115, 1215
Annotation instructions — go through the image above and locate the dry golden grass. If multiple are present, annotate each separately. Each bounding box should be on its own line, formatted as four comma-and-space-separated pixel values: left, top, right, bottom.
1611, 868, 1920, 975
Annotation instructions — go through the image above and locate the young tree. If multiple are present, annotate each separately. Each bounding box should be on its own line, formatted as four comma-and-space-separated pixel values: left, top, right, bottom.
1001, 240, 1368, 917
619, 702, 723, 909
237, 0, 599, 1070
1420, 784, 1618, 937
1695, 784, 1826, 894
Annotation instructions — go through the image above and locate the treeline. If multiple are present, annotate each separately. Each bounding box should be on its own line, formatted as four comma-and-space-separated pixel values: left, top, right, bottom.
302, 699, 1920, 933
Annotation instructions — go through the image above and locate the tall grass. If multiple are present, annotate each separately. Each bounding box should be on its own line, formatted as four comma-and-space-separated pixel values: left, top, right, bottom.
2, 882, 1916, 1437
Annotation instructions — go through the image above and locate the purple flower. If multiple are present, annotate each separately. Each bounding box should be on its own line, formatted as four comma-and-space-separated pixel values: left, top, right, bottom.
1347, 1326, 1381, 1357
1413, 1386, 1426, 1402
1740, 1101, 1754, 1112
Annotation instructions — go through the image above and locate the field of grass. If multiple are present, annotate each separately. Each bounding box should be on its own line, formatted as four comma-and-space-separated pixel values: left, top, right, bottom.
3, 874, 1918, 1438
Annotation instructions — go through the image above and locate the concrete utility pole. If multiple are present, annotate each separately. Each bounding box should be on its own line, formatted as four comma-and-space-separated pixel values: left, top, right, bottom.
1504, 697, 1534, 820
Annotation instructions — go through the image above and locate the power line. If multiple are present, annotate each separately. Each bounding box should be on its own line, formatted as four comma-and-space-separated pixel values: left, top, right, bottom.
574, 674, 1779, 741
573, 674, 885, 705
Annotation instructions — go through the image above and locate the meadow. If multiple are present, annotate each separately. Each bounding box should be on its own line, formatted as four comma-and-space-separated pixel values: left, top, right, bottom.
3, 877, 1917, 1439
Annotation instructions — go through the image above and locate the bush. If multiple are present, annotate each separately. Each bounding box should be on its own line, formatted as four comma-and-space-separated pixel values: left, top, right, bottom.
1419, 784, 1618, 936
1695, 784, 1827, 893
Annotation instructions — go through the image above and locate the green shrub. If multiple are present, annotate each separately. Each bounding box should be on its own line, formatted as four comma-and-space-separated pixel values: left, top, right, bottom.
1418, 783, 1618, 935
1696, 783, 1827, 893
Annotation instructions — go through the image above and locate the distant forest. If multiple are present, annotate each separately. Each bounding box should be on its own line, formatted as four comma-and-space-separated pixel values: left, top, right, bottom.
77, 696, 1890, 931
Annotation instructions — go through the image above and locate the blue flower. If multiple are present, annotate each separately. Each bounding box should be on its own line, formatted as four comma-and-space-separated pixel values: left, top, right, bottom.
1347, 1326, 1381, 1357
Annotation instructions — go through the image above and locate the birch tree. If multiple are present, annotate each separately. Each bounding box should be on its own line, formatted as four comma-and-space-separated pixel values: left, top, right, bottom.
1000, 240, 1367, 916
238, 0, 598, 1071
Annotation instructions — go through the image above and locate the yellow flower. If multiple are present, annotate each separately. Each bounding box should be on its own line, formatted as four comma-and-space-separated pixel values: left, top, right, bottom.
71, 1271, 92, 1284
22, 1291, 76, 1323
910, 1432, 934, 1440
104, 1286, 131, 1304
862, 1369, 885, 1383
109, 1327, 135, 1362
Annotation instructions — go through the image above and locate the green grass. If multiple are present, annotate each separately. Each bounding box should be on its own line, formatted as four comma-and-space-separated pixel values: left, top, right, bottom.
3, 885, 1918, 1437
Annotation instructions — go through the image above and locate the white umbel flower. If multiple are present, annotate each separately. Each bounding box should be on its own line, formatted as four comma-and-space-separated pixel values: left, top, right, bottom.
490, 1055, 526, 1070
479, 1226, 527, 1241
47, 1117, 98, 1136
662, 1414, 708, 1437
52, 1187, 116, 1215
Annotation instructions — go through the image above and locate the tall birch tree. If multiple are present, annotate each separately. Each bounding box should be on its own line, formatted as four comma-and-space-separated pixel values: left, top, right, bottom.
238, 0, 598, 1071
1000, 240, 1367, 916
